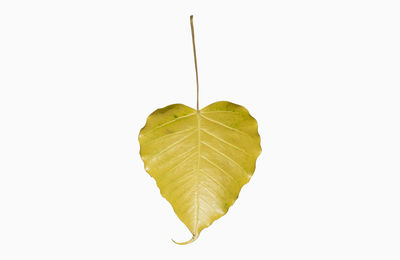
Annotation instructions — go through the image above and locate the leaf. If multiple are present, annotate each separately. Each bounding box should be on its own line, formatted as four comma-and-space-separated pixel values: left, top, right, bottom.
139, 101, 261, 244
138, 15, 261, 244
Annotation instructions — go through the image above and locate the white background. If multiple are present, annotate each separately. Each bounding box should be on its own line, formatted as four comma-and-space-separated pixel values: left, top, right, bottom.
0, 0, 399, 259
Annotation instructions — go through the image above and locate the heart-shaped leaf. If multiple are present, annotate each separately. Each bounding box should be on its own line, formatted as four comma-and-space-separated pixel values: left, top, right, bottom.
138, 15, 261, 244
139, 101, 261, 244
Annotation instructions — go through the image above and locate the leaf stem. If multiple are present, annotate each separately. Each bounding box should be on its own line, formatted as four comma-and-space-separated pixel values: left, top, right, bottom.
190, 15, 199, 112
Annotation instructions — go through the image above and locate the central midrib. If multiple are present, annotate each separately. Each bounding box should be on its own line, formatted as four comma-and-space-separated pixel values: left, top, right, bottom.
194, 110, 201, 234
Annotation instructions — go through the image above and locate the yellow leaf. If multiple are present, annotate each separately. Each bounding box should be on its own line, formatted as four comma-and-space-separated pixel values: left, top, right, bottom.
139, 101, 261, 244
138, 15, 261, 244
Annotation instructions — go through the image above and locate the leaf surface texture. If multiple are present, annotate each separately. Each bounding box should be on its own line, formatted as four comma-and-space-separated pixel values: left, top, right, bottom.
139, 101, 261, 244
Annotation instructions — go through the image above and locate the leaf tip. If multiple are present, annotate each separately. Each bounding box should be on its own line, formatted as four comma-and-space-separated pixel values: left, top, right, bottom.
171, 233, 199, 245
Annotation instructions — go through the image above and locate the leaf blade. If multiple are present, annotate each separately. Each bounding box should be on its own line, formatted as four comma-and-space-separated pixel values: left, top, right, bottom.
139, 101, 261, 244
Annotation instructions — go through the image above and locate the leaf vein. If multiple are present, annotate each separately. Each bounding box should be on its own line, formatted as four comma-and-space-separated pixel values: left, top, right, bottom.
199, 169, 234, 197
142, 128, 196, 145
200, 128, 251, 156
201, 110, 240, 114
200, 114, 250, 137
143, 112, 196, 136
159, 146, 197, 180
201, 141, 248, 177
200, 155, 240, 186
151, 131, 195, 158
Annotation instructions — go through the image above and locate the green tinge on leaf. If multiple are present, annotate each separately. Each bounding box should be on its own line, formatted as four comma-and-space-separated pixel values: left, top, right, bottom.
139, 101, 261, 244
